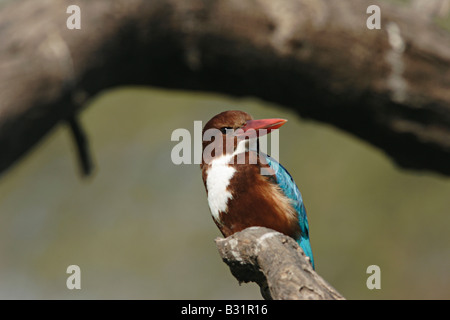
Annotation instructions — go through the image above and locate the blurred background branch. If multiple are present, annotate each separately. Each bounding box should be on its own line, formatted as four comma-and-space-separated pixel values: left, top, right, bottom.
0, 0, 449, 178
215, 227, 345, 300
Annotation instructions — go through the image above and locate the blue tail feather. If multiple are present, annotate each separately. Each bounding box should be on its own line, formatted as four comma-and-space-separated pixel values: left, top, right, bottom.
263, 154, 315, 269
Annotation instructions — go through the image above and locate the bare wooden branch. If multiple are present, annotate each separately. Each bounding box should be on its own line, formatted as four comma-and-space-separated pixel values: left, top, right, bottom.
0, 0, 450, 176
215, 227, 345, 300
66, 114, 94, 176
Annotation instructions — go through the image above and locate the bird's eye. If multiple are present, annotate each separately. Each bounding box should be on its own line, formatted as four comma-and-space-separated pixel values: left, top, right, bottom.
220, 127, 233, 134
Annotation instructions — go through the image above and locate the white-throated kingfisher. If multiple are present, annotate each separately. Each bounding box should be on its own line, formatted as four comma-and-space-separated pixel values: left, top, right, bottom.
200, 110, 314, 269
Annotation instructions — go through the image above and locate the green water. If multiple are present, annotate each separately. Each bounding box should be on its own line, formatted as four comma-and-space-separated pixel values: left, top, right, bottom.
0, 87, 449, 299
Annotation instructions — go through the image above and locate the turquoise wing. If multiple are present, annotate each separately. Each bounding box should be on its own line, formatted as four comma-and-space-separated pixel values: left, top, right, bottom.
263, 154, 315, 269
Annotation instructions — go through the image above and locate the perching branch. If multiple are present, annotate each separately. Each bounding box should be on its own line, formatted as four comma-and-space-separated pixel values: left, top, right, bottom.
0, 0, 450, 177
215, 227, 345, 300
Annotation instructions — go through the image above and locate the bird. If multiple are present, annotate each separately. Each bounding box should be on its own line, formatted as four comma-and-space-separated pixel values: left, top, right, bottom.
200, 110, 314, 269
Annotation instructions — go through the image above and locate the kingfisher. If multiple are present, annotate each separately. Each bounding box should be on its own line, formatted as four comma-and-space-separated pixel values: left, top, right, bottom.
200, 110, 314, 269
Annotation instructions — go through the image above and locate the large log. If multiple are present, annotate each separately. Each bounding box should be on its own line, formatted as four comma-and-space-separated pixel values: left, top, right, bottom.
0, 0, 449, 176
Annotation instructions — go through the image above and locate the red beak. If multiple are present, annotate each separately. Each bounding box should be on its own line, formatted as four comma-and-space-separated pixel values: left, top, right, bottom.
235, 118, 287, 137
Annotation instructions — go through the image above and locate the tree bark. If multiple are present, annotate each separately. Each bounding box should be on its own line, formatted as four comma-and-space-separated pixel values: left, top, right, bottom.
215, 227, 345, 300
0, 0, 449, 176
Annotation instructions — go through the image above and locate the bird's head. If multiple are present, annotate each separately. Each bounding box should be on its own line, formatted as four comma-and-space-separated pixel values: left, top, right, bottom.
201, 110, 287, 164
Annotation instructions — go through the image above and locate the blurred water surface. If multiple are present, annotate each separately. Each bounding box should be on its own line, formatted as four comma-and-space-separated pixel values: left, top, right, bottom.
0, 87, 449, 299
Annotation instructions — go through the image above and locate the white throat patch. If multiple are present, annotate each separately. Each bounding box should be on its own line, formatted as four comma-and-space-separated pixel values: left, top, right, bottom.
206, 153, 235, 223
205, 140, 248, 223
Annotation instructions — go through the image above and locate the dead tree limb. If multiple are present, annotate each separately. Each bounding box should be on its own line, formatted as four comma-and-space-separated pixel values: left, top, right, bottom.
66, 114, 94, 176
0, 0, 450, 176
215, 227, 345, 300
